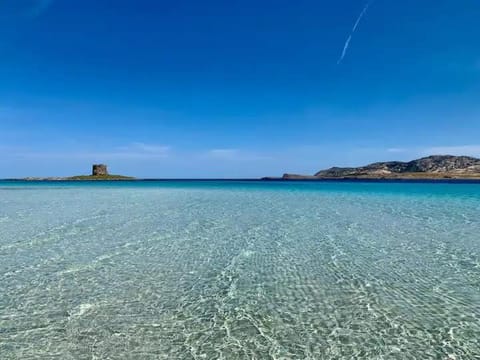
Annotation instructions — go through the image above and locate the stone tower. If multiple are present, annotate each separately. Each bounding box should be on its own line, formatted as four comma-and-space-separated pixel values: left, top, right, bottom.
92, 164, 108, 176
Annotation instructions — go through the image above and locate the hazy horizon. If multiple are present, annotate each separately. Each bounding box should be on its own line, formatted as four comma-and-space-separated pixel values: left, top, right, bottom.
2, 153, 480, 180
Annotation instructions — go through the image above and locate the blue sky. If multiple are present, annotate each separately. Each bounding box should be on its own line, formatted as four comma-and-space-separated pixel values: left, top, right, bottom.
1, 0, 479, 178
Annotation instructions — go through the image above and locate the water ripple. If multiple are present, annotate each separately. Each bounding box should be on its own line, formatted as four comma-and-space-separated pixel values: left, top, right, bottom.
0, 185, 479, 358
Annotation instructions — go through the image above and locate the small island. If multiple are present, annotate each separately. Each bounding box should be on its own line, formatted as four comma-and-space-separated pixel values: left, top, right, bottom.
24, 164, 136, 181
264, 155, 480, 181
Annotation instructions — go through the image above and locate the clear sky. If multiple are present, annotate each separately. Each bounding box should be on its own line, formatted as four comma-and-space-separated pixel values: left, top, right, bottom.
1, 0, 479, 178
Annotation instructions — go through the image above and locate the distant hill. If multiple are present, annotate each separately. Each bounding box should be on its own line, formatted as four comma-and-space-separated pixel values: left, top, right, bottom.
277, 155, 480, 180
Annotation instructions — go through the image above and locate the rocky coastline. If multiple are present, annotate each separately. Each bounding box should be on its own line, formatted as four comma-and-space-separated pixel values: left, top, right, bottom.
265, 155, 480, 180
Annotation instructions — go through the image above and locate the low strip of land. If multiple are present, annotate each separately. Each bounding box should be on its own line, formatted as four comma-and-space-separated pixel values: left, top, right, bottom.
22, 175, 136, 181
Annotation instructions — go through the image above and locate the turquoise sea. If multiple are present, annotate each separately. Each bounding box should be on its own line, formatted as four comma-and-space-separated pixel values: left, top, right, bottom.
1, 180, 479, 359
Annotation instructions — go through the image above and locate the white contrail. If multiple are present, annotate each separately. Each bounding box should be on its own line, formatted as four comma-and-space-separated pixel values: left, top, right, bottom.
337, 1, 374, 64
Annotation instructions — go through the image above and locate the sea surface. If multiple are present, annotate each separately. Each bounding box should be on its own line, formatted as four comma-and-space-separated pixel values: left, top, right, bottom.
0, 180, 479, 359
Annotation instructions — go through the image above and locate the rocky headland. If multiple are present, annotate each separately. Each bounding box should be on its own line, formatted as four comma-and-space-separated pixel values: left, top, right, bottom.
266, 155, 480, 180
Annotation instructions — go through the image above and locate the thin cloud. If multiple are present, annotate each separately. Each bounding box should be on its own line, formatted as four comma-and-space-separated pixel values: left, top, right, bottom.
387, 148, 408, 153
337, 1, 374, 64
117, 142, 171, 155
208, 149, 239, 159
206, 149, 272, 161
381, 145, 480, 159
3, 142, 171, 161
423, 145, 480, 158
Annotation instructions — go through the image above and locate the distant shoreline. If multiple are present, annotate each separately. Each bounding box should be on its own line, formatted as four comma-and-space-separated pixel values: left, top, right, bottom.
2, 178, 480, 184
264, 173, 480, 181
17, 175, 136, 181
6, 155, 480, 183
269, 155, 480, 181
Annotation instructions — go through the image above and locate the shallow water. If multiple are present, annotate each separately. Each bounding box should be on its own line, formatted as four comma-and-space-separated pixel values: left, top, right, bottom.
0, 181, 479, 359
